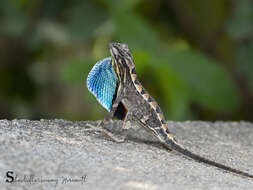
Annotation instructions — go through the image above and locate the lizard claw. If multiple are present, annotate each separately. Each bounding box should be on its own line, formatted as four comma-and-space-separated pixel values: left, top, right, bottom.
84, 123, 125, 143
123, 120, 131, 130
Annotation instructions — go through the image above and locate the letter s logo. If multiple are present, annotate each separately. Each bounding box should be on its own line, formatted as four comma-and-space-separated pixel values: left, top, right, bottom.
6, 171, 14, 183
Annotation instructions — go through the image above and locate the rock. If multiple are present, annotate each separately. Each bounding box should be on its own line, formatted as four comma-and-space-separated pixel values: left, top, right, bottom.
0, 119, 253, 189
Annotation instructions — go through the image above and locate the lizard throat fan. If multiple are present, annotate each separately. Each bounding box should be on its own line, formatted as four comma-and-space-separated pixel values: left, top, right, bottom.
86, 57, 118, 111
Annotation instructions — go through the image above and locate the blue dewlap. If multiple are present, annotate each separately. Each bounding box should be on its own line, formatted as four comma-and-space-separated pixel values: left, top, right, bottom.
86, 57, 118, 111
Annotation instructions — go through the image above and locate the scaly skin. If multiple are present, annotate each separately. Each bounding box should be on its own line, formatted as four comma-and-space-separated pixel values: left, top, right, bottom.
87, 42, 253, 179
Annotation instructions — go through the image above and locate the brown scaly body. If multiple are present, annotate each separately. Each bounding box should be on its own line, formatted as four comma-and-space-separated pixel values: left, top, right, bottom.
89, 42, 253, 179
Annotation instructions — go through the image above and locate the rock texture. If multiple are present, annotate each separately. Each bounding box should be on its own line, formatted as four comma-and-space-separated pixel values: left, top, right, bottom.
0, 119, 253, 190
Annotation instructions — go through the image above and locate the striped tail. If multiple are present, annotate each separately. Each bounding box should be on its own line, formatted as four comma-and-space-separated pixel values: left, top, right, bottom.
163, 135, 253, 179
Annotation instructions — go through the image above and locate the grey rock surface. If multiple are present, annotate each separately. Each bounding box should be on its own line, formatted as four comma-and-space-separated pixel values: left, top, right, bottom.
0, 119, 253, 190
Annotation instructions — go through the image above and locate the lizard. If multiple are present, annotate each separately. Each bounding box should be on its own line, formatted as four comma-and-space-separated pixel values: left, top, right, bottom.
86, 42, 253, 179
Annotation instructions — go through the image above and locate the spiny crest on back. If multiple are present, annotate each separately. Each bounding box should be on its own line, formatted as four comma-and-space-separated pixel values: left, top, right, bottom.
86, 57, 118, 111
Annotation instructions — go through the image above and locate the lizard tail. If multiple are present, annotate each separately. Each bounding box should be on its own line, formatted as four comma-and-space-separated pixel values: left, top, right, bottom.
163, 137, 253, 179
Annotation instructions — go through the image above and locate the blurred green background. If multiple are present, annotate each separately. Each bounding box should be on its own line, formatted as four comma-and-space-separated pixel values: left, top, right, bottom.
1, 0, 253, 121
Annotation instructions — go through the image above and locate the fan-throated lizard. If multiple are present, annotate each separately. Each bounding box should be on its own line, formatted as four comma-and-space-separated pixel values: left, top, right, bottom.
86, 42, 253, 179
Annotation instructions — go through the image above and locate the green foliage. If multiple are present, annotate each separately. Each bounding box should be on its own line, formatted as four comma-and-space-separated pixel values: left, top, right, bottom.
237, 42, 253, 90
113, 12, 160, 52
132, 49, 239, 120
227, 0, 253, 39
153, 62, 190, 120
227, 0, 253, 93
61, 59, 94, 85
1, 0, 253, 121
65, 1, 107, 43
0, 0, 28, 36
163, 50, 239, 112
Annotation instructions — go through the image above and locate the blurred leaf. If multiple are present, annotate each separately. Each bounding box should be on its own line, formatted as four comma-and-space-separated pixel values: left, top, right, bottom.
154, 63, 190, 120
111, 9, 160, 52
92, 20, 114, 59
160, 50, 240, 112
0, 0, 28, 36
187, 0, 227, 35
38, 21, 70, 46
61, 59, 94, 84
106, 0, 142, 12
132, 49, 152, 75
236, 42, 253, 91
133, 50, 190, 120
227, 0, 253, 39
65, 0, 107, 43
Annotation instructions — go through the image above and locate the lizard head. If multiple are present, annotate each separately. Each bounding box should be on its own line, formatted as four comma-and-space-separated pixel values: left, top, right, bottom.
109, 42, 136, 71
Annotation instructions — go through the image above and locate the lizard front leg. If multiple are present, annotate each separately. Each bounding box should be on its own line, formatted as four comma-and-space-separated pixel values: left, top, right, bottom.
122, 112, 133, 130
85, 88, 127, 143
93, 107, 132, 143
